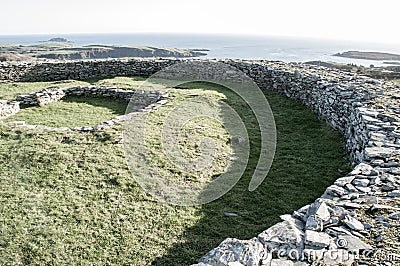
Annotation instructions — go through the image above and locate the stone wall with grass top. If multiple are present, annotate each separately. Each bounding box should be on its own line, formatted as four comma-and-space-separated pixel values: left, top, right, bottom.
1, 58, 400, 265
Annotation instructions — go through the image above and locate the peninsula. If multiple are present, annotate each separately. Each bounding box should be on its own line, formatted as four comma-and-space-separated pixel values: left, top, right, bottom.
0, 43, 208, 61
334, 50, 400, 61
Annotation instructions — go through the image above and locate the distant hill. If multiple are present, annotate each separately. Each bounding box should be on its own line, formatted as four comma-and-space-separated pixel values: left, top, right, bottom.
0, 43, 208, 61
47, 37, 70, 43
334, 51, 400, 61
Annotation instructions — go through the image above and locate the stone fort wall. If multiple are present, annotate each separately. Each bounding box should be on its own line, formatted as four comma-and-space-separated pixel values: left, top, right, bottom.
1, 58, 400, 265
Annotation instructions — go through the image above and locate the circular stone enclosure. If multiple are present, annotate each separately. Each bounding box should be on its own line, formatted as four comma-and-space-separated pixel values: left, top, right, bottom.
2, 86, 168, 131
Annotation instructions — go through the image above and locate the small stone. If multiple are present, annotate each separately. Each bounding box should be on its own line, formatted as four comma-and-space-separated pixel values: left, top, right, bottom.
306, 215, 323, 231
350, 163, 377, 176
381, 221, 391, 227
388, 212, 400, 220
345, 183, 358, 192
337, 202, 362, 209
388, 190, 400, 197
308, 200, 330, 221
375, 234, 383, 242
382, 184, 397, 192
224, 212, 239, 217
352, 178, 370, 187
325, 185, 347, 197
356, 186, 372, 193
365, 147, 395, 159
343, 216, 364, 231
334, 176, 355, 187
370, 204, 400, 212
280, 214, 305, 230
362, 222, 373, 230
325, 226, 352, 237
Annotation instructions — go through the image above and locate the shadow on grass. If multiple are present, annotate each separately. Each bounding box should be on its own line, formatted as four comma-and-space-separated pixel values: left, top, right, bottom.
152, 85, 350, 265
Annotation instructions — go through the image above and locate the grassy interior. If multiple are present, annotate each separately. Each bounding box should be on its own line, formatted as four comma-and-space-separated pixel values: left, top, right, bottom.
0, 77, 350, 265
4, 96, 128, 128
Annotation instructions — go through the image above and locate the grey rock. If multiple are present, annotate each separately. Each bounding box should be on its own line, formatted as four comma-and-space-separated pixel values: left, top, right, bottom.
350, 163, 377, 176
382, 184, 397, 192
305, 215, 323, 231
280, 215, 305, 230
199, 238, 268, 266
335, 235, 373, 250
345, 183, 358, 193
375, 234, 383, 242
304, 230, 332, 248
325, 226, 353, 237
337, 202, 362, 209
362, 222, 374, 230
388, 212, 400, 220
308, 200, 330, 221
370, 204, 400, 212
343, 216, 364, 231
325, 185, 347, 197
352, 178, 370, 187
356, 186, 372, 193
334, 176, 355, 187
365, 147, 395, 159
258, 221, 304, 250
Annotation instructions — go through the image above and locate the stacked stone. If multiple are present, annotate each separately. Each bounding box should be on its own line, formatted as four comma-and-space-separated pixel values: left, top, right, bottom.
195, 163, 400, 266
6, 86, 168, 132
0, 100, 20, 119
0, 59, 177, 82
64, 86, 164, 111
16, 88, 66, 106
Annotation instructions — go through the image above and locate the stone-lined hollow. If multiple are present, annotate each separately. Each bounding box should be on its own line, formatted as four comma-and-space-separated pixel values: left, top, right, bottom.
4, 96, 128, 128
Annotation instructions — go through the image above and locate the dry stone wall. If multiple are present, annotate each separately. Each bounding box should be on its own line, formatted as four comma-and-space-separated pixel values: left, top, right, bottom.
1, 59, 400, 265
5, 85, 167, 132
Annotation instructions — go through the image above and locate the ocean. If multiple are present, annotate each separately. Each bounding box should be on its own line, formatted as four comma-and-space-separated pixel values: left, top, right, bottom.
1, 33, 400, 66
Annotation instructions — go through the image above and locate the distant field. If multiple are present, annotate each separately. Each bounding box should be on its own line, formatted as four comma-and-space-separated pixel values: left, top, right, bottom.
0, 77, 350, 265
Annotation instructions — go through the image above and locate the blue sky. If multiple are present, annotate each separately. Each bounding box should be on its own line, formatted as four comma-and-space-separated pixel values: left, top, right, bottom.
1, 0, 399, 44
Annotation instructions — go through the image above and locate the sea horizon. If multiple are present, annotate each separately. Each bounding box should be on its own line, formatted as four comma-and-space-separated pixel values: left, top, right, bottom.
1, 32, 400, 66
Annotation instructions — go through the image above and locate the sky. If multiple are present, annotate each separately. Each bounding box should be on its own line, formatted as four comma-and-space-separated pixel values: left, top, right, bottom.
1, 0, 399, 44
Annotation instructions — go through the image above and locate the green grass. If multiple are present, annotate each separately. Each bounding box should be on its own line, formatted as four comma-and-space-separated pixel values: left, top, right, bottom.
0, 80, 90, 101
4, 96, 128, 128
0, 77, 350, 265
